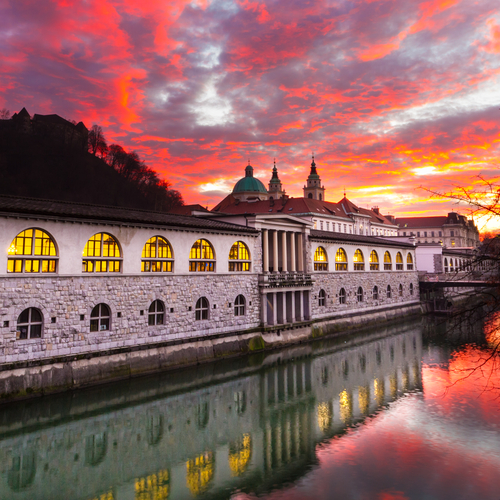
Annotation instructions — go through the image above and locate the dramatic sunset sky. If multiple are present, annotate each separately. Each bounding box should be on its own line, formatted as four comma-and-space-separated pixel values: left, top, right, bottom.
1, 0, 500, 226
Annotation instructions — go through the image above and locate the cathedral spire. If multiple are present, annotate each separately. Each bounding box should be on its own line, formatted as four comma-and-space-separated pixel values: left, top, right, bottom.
268, 158, 285, 198
303, 154, 325, 201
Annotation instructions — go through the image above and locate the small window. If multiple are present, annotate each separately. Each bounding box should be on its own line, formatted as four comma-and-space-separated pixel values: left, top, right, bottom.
229, 241, 251, 271
148, 300, 165, 326
410, 283, 414, 296
189, 239, 215, 272
353, 249, 364, 271
83, 233, 121, 273
90, 303, 110, 332
373, 286, 379, 300
195, 297, 209, 320
141, 236, 173, 272
335, 248, 347, 271
314, 246, 328, 271
396, 252, 403, 270
234, 295, 246, 316
8, 229, 57, 273
384, 251, 392, 270
386, 285, 392, 299
356, 286, 363, 302
17, 308, 42, 339
399, 284, 403, 296
369, 250, 379, 270
444, 257, 449, 273
407, 253, 413, 270
339, 288, 346, 304
318, 289, 326, 306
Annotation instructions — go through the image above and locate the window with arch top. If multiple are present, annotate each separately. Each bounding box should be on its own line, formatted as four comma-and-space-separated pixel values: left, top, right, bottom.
90, 303, 110, 332
195, 297, 209, 320
142, 236, 173, 272
148, 300, 165, 326
353, 249, 364, 271
229, 241, 251, 271
407, 252, 414, 270
386, 285, 392, 298
399, 283, 403, 296
314, 246, 328, 271
234, 294, 246, 316
8, 229, 57, 273
396, 252, 403, 270
356, 286, 364, 302
369, 250, 379, 271
335, 248, 347, 271
339, 288, 346, 304
384, 251, 392, 270
17, 308, 43, 339
318, 289, 326, 306
373, 286, 379, 300
83, 233, 121, 273
190, 239, 215, 272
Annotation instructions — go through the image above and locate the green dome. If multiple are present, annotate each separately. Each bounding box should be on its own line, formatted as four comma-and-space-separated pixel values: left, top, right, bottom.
233, 165, 268, 194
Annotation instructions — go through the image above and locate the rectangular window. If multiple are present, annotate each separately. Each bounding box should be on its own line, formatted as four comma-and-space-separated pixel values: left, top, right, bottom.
417, 232, 420, 237
431, 231, 434, 237
424, 231, 427, 237
403, 232, 406, 236
439, 231, 442, 236
320, 221, 323, 230
451, 230, 454, 237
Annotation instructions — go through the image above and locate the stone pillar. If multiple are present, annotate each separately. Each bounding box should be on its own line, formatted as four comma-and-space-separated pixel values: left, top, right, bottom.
297, 232, 304, 272
273, 230, 279, 273
263, 229, 269, 273
262, 292, 268, 325
290, 232, 296, 272
272, 292, 278, 325
298, 291, 304, 321
291, 291, 296, 323
282, 231, 287, 273
282, 291, 287, 324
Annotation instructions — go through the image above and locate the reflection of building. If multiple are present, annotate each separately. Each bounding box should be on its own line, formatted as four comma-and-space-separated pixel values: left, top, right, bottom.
0, 324, 423, 500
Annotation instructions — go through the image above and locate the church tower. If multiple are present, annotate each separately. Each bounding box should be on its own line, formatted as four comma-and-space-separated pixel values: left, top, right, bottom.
268, 159, 286, 199
303, 155, 325, 201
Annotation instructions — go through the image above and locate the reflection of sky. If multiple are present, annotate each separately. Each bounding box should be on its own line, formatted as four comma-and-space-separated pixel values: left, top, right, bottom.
236, 347, 500, 500
2, 1, 500, 228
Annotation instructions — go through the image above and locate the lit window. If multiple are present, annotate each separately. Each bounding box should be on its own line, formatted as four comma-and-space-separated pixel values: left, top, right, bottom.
335, 248, 347, 271
7, 229, 57, 273
195, 297, 209, 320
399, 284, 403, 297
356, 286, 363, 302
369, 250, 379, 270
353, 249, 364, 271
407, 253, 413, 270
384, 251, 392, 270
90, 303, 110, 332
83, 233, 121, 273
314, 246, 328, 271
148, 300, 165, 326
16, 308, 42, 339
229, 241, 250, 271
318, 289, 326, 306
234, 295, 246, 316
396, 252, 403, 270
141, 236, 173, 272
386, 285, 392, 298
450, 259, 454, 272
373, 286, 379, 300
339, 288, 346, 304
189, 239, 215, 272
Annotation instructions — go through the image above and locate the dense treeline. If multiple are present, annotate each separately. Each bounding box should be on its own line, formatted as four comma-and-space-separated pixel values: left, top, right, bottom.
0, 117, 183, 212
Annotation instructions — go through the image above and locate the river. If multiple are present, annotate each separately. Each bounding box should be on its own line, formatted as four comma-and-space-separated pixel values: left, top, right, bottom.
0, 313, 499, 500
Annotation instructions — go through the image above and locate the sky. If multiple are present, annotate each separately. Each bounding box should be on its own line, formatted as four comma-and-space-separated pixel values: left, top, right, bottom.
1, 0, 500, 229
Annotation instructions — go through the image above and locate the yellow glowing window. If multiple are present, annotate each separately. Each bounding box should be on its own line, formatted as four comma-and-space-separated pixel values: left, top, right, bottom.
189, 239, 215, 272
186, 452, 214, 495
407, 252, 413, 270
353, 249, 364, 271
229, 241, 250, 271
384, 251, 392, 270
135, 470, 170, 500
335, 248, 347, 271
228, 434, 252, 476
82, 233, 121, 273
314, 246, 328, 271
369, 250, 379, 270
141, 236, 173, 273
396, 252, 403, 270
7, 229, 57, 273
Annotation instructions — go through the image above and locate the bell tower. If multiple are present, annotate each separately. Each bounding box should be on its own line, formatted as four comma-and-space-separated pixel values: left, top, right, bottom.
303, 155, 325, 201
268, 159, 286, 199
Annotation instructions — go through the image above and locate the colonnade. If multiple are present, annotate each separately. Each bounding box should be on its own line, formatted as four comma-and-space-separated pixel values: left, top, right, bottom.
262, 290, 310, 326
262, 229, 305, 273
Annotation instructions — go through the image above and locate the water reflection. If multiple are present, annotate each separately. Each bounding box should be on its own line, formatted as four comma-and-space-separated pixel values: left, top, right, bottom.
0, 321, 442, 500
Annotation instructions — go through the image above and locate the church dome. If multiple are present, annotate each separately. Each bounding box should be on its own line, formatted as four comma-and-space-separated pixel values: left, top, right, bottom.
233, 164, 268, 194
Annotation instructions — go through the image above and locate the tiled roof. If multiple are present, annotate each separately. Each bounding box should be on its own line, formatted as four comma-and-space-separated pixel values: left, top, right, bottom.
395, 216, 449, 228
310, 229, 415, 248
0, 195, 258, 234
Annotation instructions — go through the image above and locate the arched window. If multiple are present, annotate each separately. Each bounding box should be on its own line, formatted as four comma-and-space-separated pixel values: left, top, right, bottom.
83, 233, 121, 273
8, 229, 57, 273
386, 285, 392, 298
373, 286, 379, 300
189, 239, 215, 272
318, 289, 326, 306
339, 288, 346, 304
308, 193, 313, 199
229, 241, 251, 271
353, 249, 364, 271
369, 250, 379, 270
444, 257, 449, 273
396, 252, 403, 270
407, 253, 414, 270
85, 433, 107, 466
234, 295, 246, 316
148, 300, 165, 326
7, 449, 36, 491
450, 259, 454, 272
335, 248, 347, 271
384, 251, 392, 270
410, 283, 414, 295
17, 308, 42, 339
356, 286, 364, 302
141, 236, 173, 272
399, 284, 403, 296
90, 303, 110, 332
195, 297, 209, 320
314, 247, 328, 271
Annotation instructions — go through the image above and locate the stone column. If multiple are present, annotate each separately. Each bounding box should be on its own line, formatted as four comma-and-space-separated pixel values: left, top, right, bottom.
282, 231, 287, 273
297, 232, 304, 272
262, 292, 268, 325
291, 291, 296, 322
263, 229, 269, 273
290, 232, 296, 272
298, 291, 304, 321
273, 230, 279, 273
282, 291, 287, 324
272, 292, 278, 325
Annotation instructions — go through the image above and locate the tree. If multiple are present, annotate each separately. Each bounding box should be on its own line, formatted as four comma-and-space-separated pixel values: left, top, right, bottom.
88, 125, 108, 158
0, 108, 10, 119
